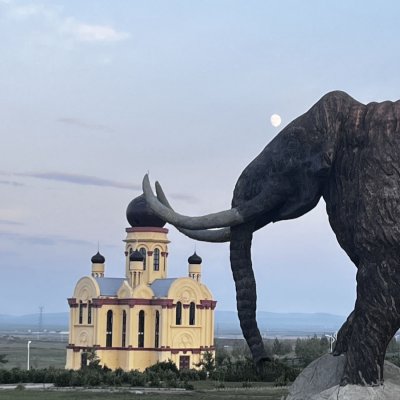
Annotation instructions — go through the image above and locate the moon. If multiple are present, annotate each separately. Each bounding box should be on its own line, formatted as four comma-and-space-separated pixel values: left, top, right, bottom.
270, 114, 282, 127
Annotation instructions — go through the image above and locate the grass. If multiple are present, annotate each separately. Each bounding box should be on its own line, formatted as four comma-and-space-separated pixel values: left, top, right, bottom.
191, 381, 281, 390
0, 388, 288, 400
0, 338, 66, 370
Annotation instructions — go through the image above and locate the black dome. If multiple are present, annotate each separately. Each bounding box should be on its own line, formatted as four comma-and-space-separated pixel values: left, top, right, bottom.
130, 249, 144, 262
126, 194, 166, 228
91, 251, 105, 264
188, 252, 202, 264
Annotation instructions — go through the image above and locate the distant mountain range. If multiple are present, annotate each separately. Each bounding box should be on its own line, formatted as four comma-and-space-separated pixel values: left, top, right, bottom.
215, 311, 346, 336
0, 311, 346, 335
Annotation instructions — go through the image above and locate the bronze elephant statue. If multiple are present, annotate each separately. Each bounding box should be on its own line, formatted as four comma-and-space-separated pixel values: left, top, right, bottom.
143, 91, 400, 386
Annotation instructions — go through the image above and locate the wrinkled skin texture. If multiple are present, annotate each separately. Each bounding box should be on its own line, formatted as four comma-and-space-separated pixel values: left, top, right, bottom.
144, 91, 400, 386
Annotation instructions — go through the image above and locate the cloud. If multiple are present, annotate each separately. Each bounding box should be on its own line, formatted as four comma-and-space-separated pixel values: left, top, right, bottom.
0, 220, 24, 226
0, 231, 97, 247
9, 171, 198, 203
19, 172, 141, 190
169, 193, 199, 204
7, 5, 43, 20
0, 180, 24, 187
57, 117, 115, 133
0, 251, 19, 257
5, 3, 129, 44
63, 18, 130, 43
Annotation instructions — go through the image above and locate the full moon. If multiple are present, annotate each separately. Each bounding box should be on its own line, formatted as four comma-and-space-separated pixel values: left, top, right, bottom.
270, 114, 282, 127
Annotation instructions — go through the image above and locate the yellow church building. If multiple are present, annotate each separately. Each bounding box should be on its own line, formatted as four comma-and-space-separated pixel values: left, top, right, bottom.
66, 194, 216, 371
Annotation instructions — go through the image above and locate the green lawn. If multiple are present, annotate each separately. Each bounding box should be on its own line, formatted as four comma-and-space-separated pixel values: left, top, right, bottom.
0, 339, 66, 370
0, 388, 288, 400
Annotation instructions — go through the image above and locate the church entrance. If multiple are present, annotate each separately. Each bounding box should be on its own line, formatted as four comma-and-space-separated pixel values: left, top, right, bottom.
81, 352, 88, 369
179, 356, 190, 370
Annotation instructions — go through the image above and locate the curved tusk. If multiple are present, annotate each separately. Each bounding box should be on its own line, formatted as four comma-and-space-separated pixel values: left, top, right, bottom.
143, 174, 245, 230
155, 182, 231, 243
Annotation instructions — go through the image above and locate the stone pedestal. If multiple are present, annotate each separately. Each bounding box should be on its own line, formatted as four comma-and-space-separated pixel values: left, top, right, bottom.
286, 354, 400, 400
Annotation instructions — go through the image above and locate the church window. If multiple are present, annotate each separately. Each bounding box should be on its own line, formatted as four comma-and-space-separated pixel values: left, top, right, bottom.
140, 247, 147, 270
79, 302, 83, 324
106, 310, 113, 347
129, 247, 133, 254
138, 310, 145, 348
153, 248, 160, 271
189, 302, 195, 325
122, 310, 127, 347
88, 301, 92, 324
176, 302, 182, 325
155, 311, 160, 348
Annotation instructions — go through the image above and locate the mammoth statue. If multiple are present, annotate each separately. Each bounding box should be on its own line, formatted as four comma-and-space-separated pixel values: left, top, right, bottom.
143, 91, 400, 386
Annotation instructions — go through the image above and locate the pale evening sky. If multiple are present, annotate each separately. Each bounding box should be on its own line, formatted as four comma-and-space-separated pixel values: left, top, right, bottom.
0, 0, 399, 317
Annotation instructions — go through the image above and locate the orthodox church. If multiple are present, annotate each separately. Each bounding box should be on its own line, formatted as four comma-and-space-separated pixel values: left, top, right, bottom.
66, 194, 216, 371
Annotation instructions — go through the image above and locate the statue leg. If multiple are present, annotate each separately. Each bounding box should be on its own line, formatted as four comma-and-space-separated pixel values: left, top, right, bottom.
332, 310, 355, 356
341, 262, 400, 386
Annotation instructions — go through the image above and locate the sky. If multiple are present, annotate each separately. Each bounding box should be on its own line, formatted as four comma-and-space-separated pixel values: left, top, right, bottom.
0, 0, 399, 317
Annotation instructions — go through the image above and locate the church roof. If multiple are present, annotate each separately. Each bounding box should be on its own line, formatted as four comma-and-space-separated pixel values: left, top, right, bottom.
150, 278, 178, 297
94, 277, 128, 296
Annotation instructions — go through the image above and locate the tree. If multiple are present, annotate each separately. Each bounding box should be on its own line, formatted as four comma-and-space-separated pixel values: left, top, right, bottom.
215, 346, 229, 366
295, 335, 329, 366
387, 337, 399, 353
273, 338, 283, 356
0, 355, 8, 366
195, 351, 216, 373
231, 340, 251, 359
86, 347, 101, 369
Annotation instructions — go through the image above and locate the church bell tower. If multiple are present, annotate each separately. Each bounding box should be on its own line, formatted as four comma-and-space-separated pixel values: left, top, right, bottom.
123, 194, 170, 285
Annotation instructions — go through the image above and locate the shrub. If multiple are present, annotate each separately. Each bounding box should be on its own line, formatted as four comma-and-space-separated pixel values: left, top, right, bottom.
128, 370, 146, 387
145, 360, 178, 374
54, 371, 71, 387
14, 384, 25, 391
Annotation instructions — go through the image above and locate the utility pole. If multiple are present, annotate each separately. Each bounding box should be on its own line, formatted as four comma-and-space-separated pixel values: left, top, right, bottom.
38, 307, 44, 341
27, 341, 31, 370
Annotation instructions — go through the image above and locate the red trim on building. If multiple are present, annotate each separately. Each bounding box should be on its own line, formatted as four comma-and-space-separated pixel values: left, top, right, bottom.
68, 297, 214, 310
126, 227, 169, 234
67, 344, 215, 353
147, 251, 153, 256
197, 300, 217, 310
68, 298, 78, 308
92, 298, 175, 309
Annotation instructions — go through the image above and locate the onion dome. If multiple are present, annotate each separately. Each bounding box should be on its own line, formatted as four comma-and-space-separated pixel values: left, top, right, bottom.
188, 252, 202, 264
130, 249, 144, 262
91, 251, 105, 264
126, 194, 166, 228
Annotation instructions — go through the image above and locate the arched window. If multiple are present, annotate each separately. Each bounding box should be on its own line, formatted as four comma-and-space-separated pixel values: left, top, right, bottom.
79, 301, 83, 324
138, 310, 145, 348
122, 310, 127, 347
153, 248, 160, 271
129, 247, 133, 254
176, 302, 182, 325
189, 302, 195, 326
106, 310, 113, 347
140, 248, 147, 270
88, 301, 92, 324
155, 311, 160, 348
